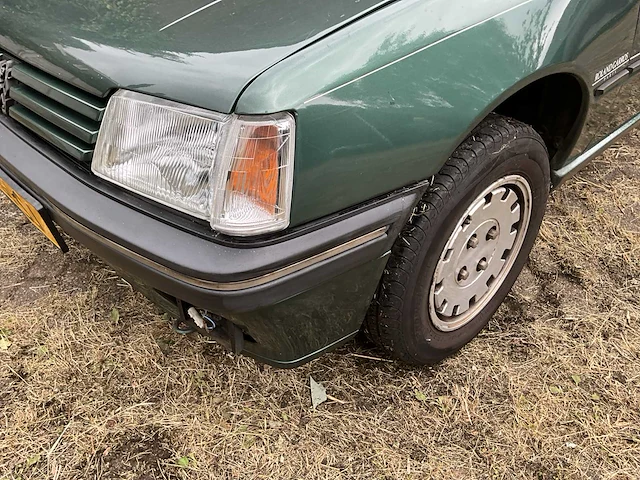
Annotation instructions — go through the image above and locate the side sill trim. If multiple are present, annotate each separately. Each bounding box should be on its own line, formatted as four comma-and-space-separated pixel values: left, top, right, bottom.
55, 207, 389, 292
552, 112, 640, 186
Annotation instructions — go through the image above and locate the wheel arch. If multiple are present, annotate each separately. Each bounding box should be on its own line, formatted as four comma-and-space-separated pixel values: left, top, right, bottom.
493, 72, 589, 168
455, 68, 591, 172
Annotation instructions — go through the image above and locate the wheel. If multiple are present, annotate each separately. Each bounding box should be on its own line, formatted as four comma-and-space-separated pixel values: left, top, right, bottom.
364, 114, 550, 364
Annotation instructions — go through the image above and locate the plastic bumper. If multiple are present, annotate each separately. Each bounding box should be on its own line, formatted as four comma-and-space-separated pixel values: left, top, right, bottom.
0, 117, 425, 367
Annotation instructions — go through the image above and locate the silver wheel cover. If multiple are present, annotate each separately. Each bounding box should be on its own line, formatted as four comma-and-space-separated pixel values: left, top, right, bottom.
429, 175, 533, 332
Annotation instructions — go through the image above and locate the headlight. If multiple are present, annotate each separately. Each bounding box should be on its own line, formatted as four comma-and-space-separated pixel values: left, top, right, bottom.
92, 91, 296, 236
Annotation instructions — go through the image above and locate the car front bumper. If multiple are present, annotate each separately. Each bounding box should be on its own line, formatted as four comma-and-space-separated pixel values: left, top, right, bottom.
0, 117, 425, 367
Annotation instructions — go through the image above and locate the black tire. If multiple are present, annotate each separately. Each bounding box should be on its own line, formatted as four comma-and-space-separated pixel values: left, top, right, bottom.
364, 114, 550, 364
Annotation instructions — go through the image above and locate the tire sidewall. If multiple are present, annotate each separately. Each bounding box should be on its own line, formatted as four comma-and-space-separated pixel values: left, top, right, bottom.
402, 135, 550, 364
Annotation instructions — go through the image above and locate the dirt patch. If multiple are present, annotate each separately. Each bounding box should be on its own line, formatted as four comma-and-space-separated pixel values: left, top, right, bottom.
97, 430, 174, 480
1, 134, 640, 478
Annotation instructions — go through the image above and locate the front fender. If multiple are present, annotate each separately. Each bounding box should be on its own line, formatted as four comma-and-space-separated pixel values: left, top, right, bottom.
238, 0, 635, 226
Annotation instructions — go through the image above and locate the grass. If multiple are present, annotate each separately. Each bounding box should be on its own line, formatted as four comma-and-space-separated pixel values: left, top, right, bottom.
1, 133, 640, 479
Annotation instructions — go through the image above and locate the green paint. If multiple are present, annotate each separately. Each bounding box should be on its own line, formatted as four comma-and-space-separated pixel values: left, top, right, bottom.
0, 0, 393, 113
1, 0, 638, 225
239, 0, 639, 224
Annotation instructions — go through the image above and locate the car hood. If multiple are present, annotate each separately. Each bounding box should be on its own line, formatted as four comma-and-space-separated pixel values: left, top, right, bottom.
0, 0, 392, 113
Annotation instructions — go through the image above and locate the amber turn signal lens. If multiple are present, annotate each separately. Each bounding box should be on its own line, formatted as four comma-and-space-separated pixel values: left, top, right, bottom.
211, 113, 295, 236
228, 125, 279, 214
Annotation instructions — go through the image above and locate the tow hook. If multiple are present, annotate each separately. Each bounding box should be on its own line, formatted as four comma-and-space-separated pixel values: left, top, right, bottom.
187, 307, 217, 332
170, 301, 218, 336
171, 316, 195, 335
170, 300, 245, 354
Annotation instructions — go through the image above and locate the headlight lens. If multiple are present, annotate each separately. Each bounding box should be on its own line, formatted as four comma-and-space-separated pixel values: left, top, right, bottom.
92, 91, 229, 220
92, 91, 295, 236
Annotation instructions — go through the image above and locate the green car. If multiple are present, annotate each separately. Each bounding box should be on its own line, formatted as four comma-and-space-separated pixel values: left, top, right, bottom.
0, 0, 638, 367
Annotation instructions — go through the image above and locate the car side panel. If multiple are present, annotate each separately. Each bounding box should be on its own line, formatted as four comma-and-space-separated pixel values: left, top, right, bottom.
237, 0, 639, 227
559, 1, 640, 172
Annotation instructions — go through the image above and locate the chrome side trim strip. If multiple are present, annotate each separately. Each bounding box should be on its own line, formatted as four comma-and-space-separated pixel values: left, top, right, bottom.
552, 112, 640, 185
56, 208, 389, 292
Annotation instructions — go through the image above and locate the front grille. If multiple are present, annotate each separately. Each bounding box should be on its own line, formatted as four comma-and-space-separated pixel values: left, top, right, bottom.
4, 59, 108, 163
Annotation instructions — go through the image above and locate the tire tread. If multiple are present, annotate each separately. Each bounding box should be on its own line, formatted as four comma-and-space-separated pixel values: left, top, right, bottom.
363, 114, 547, 360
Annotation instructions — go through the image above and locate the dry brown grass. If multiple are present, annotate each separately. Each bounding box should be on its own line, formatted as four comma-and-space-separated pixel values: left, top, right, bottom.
1, 133, 640, 479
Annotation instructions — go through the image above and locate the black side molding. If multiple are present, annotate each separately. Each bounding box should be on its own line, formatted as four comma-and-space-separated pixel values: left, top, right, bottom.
595, 69, 629, 97
628, 58, 640, 75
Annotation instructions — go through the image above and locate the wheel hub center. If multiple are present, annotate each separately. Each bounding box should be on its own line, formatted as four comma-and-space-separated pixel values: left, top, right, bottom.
454, 220, 500, 288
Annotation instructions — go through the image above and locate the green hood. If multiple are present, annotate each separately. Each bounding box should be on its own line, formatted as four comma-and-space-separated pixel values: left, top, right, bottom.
0, 0, 392, 113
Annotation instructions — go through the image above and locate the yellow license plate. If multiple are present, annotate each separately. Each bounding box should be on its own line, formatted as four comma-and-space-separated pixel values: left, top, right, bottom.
0, 174, 68, 252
